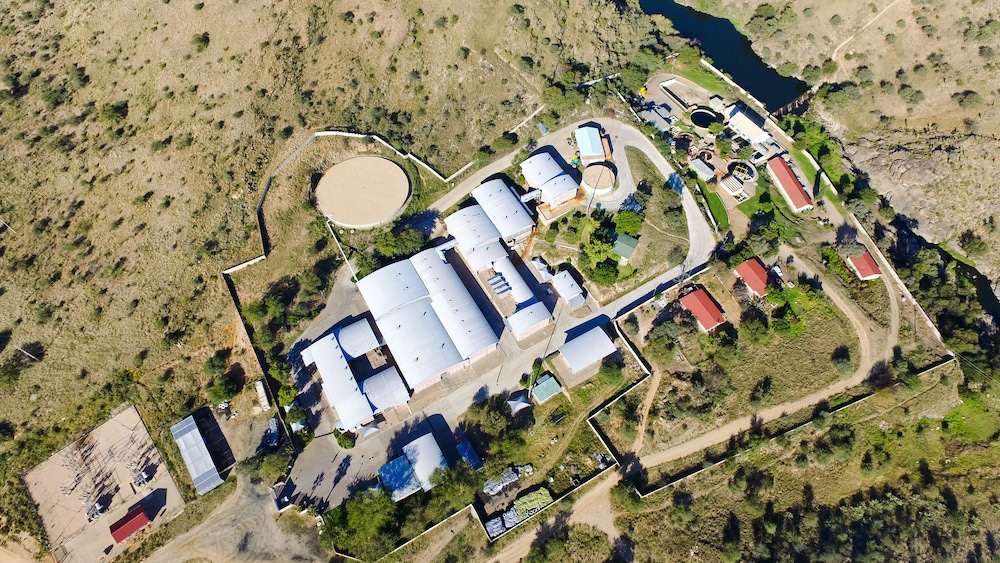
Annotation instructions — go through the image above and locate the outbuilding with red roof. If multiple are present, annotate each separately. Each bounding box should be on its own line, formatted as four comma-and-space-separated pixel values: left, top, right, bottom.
109, 504, 149, 544
766, 157, 813, 213
679, 288, 726, 332
734, 257, 769, 298
846, 250, 882, 281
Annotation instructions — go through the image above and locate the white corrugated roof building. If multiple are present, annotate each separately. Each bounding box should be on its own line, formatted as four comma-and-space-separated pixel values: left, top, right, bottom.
521, 152, 565, 189
504, 301, 552, 340
472, 179, 535, 242
301, 332, 375, 430
335, 318, 380, 360
551, 271, 585, 308
403, 433, 448, 491
726, 106, 771, 145
360, 367, 410, 412
559, 326, 616, 374
358, 249, 499, 391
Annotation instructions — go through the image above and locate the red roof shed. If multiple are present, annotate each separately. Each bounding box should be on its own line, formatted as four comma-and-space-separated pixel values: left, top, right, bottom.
766, 157, 813, 212
109, 504, 149, 544
679, 289, 726, 332
734, 257, 769, 297
846, 251, 882, 281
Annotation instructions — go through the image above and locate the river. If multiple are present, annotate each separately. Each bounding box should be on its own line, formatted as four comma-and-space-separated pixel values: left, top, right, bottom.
639, 0, 808, 110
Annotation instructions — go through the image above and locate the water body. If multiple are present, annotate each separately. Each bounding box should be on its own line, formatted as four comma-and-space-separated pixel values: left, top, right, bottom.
639, 0, 809, 110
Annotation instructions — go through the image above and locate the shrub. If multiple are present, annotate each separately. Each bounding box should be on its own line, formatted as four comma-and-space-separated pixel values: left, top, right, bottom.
259, 454, 289, 481
191, 32, 210, 52
613, 211, 643, 237
206, 371, 241, 404
959, 230, 988, 256
952, 90, 983, 108
286, 406, 307, 424
277, 384, 297, 407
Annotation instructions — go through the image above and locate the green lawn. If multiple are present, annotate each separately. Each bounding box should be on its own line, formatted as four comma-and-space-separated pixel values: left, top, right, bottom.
944, 395, 1000, 443
705, 190, 729, 230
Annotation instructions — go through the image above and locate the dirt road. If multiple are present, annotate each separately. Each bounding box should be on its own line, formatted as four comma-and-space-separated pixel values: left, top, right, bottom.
145, 481, 321, 563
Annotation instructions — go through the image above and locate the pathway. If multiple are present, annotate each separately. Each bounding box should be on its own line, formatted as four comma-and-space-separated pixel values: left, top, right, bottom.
829, 0, 905, 82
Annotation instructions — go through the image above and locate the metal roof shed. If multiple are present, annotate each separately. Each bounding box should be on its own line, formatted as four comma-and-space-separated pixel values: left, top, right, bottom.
456, 439, 484, 471
403, 433, 448, 491
471, 179, 535, 241
531, 374, 562, 404
575, 127, 604, 162
559, 327, 616, 374
551, 271, 585, 308
109, 504, 149, 543
170, 416, 224, 495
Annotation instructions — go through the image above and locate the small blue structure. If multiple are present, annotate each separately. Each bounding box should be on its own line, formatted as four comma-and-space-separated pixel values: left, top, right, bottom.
379, 456, 421, 502
456, 439, 484, 471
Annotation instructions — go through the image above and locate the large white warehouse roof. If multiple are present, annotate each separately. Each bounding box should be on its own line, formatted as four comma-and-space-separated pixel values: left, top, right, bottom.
358, 249, 499, 390
471, 179, 535, 241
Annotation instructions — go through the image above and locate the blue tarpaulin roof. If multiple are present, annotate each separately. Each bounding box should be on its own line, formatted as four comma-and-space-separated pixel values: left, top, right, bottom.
379, 456, 421, 501
456, 439, 484, 471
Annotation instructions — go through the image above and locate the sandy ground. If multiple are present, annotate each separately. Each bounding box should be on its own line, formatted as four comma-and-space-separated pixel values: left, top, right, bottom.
145, 480, 320, 563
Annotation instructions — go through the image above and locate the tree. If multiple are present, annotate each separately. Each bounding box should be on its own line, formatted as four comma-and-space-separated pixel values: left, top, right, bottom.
203, 351, 228, 376
259, 454, 289, 481
206, 371, 241, 403
592, 259, 619, 285
613, 211, 643, 237
430, 462, 484, 512
286, 406, 307, 424
375, 226, 425, 258
959, 230, 988, 256
717, 137, 733, 157
277, 384, 297, 406
321, 488, 398, 559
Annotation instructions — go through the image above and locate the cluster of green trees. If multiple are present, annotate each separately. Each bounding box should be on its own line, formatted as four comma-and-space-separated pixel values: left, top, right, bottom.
463, 393, 531, 473
525, 524, 613, 563
355, 224, 428, 279
319, 462, 482, 559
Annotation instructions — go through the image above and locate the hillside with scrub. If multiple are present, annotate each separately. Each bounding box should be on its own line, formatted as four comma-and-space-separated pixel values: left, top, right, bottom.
677, 0, 1000, 292
0, 0, 667, 553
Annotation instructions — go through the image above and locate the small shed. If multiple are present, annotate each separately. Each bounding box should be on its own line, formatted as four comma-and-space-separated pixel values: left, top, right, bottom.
109, 504, 149, 544
575, 127, 606, 164
559, 327, 616, 374
171, 416, 224, 495
679, 288, 726, 332
531, 374, 562, 404
551, 271, 585, 308
734, 257, 769, 298
611, 232, 639, 263
456, 439, 484, 471
846, 251, 882, 281
690, 159, 715, 182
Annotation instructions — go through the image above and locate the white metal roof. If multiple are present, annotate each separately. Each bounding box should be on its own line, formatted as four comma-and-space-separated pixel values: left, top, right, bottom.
551, 271, 583, 299
361, 367, 410, 412
520, 152, 566, 189
492, 256, 534, 304
463, 240, 508, 272
559, 326, 616, 374
505, 301, 552, 339
357, 260, 428, 319
403, 433, 448, 491
411, 250, 498, 359
727, 108, 769, 144
335, 318, 380, 360
375, 299, 463, 390
540, 174, 579, 204
359, 250, 499, 390
443, 205, 501, 250
302, 332, 375, 430
575, 127, 603, 158
170, 416, 224, 495
472, 179, 535, 241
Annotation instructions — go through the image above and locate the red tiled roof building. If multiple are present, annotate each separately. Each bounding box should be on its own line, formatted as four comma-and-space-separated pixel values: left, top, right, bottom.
109, 505, 149, 544
766, 157, 813, 213
679, 288, 726, 332
734, 257, 769, 297
846, 251, 882, 281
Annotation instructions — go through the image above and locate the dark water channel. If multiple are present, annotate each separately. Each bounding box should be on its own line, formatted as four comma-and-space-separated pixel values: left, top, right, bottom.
639, 0, 808, 110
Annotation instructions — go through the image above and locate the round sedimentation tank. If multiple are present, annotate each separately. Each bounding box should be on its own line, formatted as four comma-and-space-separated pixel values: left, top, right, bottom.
690, 107, 721, 129
315, 156, 411, 229
728, 160, 757, 182
581, 162, 616, 195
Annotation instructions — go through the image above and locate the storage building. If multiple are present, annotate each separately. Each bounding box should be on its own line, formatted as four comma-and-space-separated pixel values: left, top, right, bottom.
170, 416, 224, 495
559, 327, 617, 374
